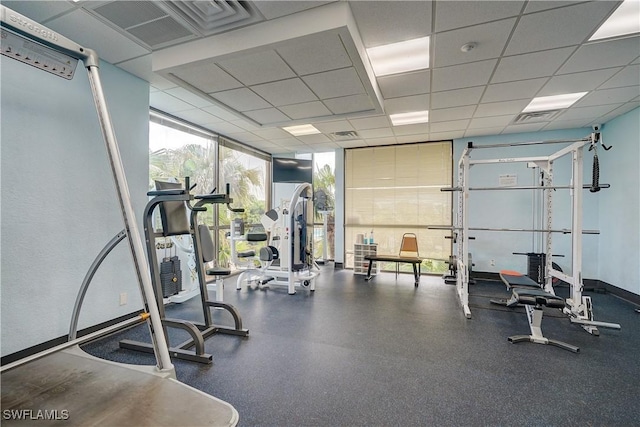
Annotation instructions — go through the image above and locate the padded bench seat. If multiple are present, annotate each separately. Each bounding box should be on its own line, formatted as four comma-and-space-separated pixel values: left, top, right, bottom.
512, 287, 565, 309
364, 255, 424, 286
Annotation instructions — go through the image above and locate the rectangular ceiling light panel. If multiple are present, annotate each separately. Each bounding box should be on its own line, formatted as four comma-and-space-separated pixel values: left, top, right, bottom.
523, 92, 588, 112
390, 110, 429, 126
367, 36, 430, 77
590, 0, 640, 41
283, 124, 321, 136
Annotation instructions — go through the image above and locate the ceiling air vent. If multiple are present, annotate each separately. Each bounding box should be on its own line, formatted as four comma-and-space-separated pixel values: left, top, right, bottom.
513, 110, 563, 124
329, 131, 360, 141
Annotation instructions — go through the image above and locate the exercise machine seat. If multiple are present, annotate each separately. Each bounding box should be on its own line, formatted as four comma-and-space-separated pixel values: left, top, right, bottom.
512, 287, 565, 309
206, 267, 231, 276
237, 250, 256, 258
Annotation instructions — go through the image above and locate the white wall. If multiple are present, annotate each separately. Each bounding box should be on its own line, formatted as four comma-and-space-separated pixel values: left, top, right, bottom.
598, 107, 640, 294
1, 57, 150, 356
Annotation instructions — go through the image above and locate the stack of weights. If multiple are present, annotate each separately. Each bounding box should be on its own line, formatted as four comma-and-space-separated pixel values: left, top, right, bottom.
160, 255, 182, 298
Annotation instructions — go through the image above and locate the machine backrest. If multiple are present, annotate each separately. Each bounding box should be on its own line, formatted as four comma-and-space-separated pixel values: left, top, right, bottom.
198, 224, 215, 263
399, 233, 419, 257
155, 180, 190, 236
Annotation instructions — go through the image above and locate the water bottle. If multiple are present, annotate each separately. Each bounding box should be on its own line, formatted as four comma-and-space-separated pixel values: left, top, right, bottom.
370, 230, 374, 244
364, 232, 368, 244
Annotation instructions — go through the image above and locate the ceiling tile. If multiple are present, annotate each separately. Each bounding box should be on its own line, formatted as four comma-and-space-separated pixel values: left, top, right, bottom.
279, 101, 332, 120
433, 18, 516, 68
396, 135, 429, 144
165, 87, 214, 108
251, 79, 318, 106
150, 74, 180, 91
430, 105, 477, 122
393, 123, 429, 136
349, 1, 432, 47
217, 50, 296, 85
303, 68, 366, 99
210, 88, 271, 112
431, 87, 485, 109
538, 68, 623, 96
599, 65, 640, 89
337, 139, 369, 148
324, 95, 373, 115
174, 109, 224, 125
202, 105, 242, 121
229, 120, 261, 131
523, 1, 586, 14
384, 94, 430, 115
227, 132, 265, 143
277, 32, 352, 76
243, 108, 291, 124
270, 137, 303, 147
207, 121, 247, 134
307, 142, 341, 152
468, 115, 515, 128
502, 123, 548, 134
349, 115, 391, 130
47, 9, 150, 64
432, 59, 497, 92
313, 120, 355, 133
366, 137, 399, 146
481, 78, 548, 103
558, 37, 640, 74
171, 62, 242, 93
492, 47, 575, 83
252, 128, 292, 139
357, 128, 395, 139
475, 99, 533, 117
377, 70, 430, 99
504, 2, 619, 55
465, 127, 505, 137
252, 1, 333, 20
434, 1, 524, 32
296, 134, 332, 144
430, 120, 470, 133
557, 105, 619, 120
542, 119, 593, 130
573, 87, 640, 108
428, 130, 465, 140
2, 1, 76, 22
150, 91, 196, 113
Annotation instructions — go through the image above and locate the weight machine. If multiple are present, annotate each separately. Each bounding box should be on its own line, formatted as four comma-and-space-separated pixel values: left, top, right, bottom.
236, 183, 319, 294
444, 131, 620, 336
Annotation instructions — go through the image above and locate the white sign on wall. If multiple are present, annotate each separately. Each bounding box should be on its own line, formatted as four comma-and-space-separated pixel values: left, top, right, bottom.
499, 174, 517, 187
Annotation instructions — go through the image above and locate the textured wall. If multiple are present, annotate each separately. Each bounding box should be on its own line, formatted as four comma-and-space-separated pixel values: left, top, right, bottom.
1, 57, 150, 356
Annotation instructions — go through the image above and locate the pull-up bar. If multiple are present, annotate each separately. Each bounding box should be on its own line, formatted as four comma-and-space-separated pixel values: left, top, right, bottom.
441, 184, 610, 192
466, 138, 590, 149
427, 225, 599, 234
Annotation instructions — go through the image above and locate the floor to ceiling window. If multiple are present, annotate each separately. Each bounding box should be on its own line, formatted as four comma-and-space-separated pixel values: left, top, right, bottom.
313, 152, 336, 262
344, 142, 452, 274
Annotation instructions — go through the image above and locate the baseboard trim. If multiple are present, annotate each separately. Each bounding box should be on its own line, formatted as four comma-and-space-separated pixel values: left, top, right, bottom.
471, 271, 640, 306
1, 310, 143, 366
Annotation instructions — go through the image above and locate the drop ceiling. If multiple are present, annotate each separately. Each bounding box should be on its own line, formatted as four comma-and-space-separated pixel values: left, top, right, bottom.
4, 0, 639, 154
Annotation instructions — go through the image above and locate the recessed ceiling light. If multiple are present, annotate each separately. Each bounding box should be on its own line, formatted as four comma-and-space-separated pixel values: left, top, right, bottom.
282, 124, 321, 136
590, 0, 640, 41
390, 110, 429, 126
523, 92, 588, 112
366, 36, 430, 77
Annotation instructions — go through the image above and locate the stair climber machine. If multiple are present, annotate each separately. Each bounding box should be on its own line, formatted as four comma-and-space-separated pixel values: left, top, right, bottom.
236, 183, 319, 294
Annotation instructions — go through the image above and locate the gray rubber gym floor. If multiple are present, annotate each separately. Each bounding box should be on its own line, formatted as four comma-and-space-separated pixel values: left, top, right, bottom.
83, 266, 640, 426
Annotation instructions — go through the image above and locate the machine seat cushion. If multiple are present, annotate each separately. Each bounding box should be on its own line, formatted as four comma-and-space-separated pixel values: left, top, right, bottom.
499, 270, 542, 289
512, 287, 565, 309
237, 250, 256, 258
247, 232, 268, 242
206, 267, 231, 276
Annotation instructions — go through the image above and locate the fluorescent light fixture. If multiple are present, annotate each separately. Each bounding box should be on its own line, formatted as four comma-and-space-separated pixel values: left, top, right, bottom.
522, 93, 588, 112
390, 110, 429, 126
282, 124, 320, 136
366, 36, 430, 77
590, 0, 640, 41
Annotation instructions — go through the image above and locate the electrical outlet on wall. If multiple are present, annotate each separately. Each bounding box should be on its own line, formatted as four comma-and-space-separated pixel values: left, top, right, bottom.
490, 259, 496, 267
119, 292, 127, 306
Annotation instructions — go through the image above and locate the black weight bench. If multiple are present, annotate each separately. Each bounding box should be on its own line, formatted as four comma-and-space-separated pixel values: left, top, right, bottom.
492, 270, 579, 353
364, 255, 424, 286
